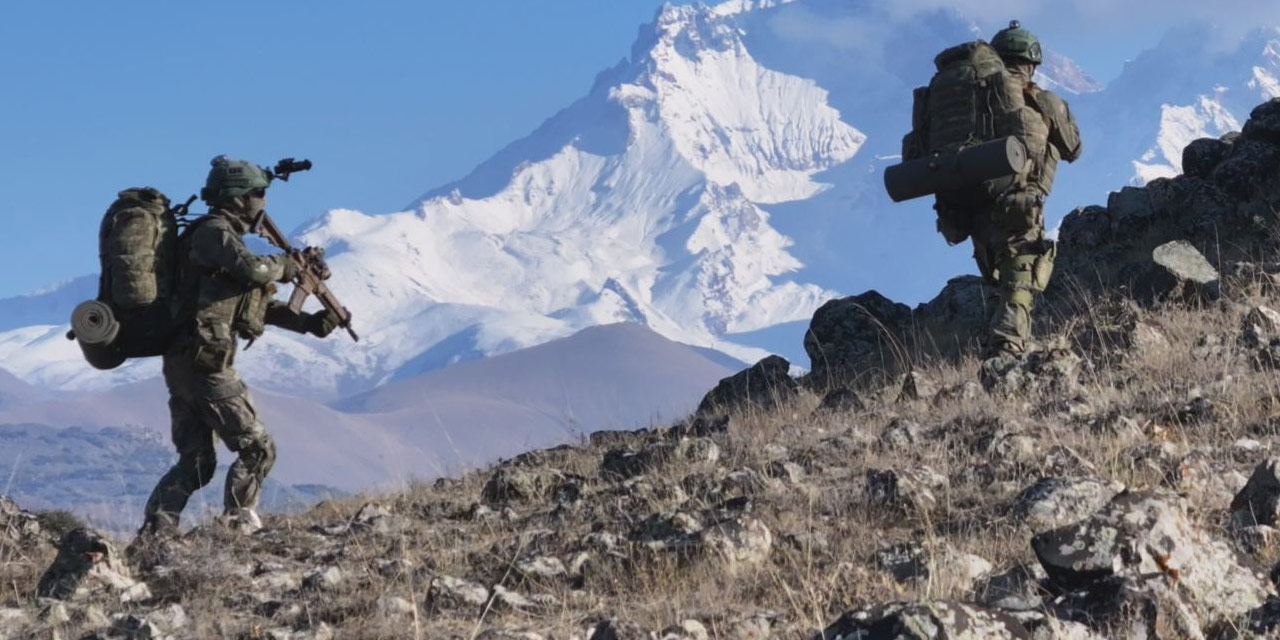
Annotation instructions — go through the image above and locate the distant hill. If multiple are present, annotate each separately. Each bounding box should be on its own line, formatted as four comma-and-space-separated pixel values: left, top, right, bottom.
0, 323, 737, 522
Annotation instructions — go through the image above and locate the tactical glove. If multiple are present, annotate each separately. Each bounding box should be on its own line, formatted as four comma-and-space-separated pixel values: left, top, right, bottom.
305, 309, 342, 338
278, 257, 299, 283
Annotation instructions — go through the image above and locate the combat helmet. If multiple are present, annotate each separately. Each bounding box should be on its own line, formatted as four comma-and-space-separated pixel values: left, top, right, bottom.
992, 20, 1042, 65
200, 155, 271, 205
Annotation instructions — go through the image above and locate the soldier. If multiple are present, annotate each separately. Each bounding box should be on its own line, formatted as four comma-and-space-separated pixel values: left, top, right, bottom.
926, 22, 1082, 365
138, 156, 340, 536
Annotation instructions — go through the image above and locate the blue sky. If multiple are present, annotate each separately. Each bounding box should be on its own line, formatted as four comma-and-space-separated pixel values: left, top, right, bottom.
0, 0, 1268, 299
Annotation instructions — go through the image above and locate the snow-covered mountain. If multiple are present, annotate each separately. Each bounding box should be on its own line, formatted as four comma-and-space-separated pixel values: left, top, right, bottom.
2, 1, 1278, 400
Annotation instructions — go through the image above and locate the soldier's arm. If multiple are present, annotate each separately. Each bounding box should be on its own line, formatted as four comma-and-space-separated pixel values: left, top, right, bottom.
263, 300, 308, 333
263, 300, 339, 337
189, 219, 293, 286
1035, 89, 1082, 163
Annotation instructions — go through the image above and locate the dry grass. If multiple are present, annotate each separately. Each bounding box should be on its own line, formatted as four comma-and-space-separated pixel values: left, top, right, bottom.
4, 287, 1280, 639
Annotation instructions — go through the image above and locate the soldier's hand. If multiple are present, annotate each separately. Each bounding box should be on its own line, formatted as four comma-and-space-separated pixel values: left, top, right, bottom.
305, 309, 342, 338
278, 257, 299, 283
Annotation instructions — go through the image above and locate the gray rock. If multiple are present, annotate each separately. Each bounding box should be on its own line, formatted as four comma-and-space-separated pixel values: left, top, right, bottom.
1243, 98, 1280, 145
812, 601, 1033, 640
427, 574, 490, 611
980, 347, 1082, 396
376, 596, 415, 616
880, 419, 926, 450
602, 438, 719, 481
589, 620, 653, 640
814, 387, 866, 415
699, 516, 772, 572
1244, 306, 1280, 348
724, 613, 776, 640
659, 620, 709, 640
866, 467, 948, 513
873, 541, 928, 582
977, 563, 1047, 611
1033, 490, 1272, 629
482, 466, 563, 504
898, 371, 937, 403
515, 555, 567, 581
1170, 451, 1247, 512
1141, 240, 1221, 302
696, 355, 798, 416
36, 528, 150, 603
1108, 186, 1155, 227
764, 460, 805, 483
0, 496, 47, 548
1215, 139, 1280, 200
302, 566, 343, 591
1183, 136, 1234, 179
0, 609, 31, 640
1233, 459, 1280, 529
804, 291, 914, 389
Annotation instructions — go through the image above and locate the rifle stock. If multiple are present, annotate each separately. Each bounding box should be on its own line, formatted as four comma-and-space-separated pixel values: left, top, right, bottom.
252, 210, 359, 342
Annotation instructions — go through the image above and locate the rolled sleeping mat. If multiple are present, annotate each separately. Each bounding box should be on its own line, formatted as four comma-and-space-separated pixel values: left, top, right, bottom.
71, 300, 120, 345
884, 136, 1029, 203
70, 300, 126, 370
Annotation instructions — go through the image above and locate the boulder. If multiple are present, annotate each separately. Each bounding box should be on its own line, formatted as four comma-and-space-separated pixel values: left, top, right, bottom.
482, 466, 563, 504
1213, 139, 1280, 200
977, 563, 1047, 611
980, 347, 1082, 396
1232, 459, 1280, 529
1013, 477, 1122, 535
696, 355, 798, 416
814, 387, 866, 414
804, 291, 914, 389
36, 528, 150, 603
1108, 186, 1156, 231
866, 467, 948, 513
1183, 136, 1233, 179
1, 495, 49, 548
1243, 306, 1280, 348
812, 602, 1032, 640
1243, 98, 1280, 145
427, 574, 490, 612
1137, 240, 1221, 302
699, 517, 772, 572
898, 371, 937, 403
601, 438, 719, 481
1033, 490, 1271, 631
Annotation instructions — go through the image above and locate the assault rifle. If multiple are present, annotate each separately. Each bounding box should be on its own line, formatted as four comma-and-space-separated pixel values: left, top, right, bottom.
251, 158, 359, 341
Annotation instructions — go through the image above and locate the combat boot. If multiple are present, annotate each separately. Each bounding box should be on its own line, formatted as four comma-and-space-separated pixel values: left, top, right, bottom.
217, 507, 264, 534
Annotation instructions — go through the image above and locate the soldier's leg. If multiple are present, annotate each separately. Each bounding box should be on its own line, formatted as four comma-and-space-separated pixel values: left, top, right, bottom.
141, 394, 217, 534
205, 385, 276, 514
973, 203, 1051, 358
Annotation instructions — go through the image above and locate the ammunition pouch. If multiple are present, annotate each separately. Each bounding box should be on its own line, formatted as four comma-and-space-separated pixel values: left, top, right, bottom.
232, 285, 274, 341
191, 317, 234, 372
1031, 240, 1057, 293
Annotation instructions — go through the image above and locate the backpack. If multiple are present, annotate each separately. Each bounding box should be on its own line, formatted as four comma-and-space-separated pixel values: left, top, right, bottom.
903, 41, 1043, 168
74, 188, 189, 368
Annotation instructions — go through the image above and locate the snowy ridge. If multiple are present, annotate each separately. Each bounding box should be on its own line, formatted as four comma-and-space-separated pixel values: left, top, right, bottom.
3, 3, 1280, 400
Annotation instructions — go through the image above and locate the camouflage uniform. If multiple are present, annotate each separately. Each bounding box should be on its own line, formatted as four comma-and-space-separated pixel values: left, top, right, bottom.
935, 35, 1082, 358
141, 158, 333, 534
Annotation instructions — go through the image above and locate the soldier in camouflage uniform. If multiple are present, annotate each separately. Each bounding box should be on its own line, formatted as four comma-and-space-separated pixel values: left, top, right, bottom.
934, 22, 1082, 362
139, 156, 340, 536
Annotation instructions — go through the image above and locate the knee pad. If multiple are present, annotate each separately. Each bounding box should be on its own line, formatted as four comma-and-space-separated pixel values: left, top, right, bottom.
238, 434, 277, 476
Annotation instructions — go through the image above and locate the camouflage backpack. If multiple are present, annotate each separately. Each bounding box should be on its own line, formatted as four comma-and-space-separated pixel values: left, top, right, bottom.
903, 40, 1045, 173
93, 187, 184, 358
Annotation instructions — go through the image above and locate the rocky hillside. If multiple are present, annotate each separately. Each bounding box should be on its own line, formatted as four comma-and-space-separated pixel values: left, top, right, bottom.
5, 99, 1280, 639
